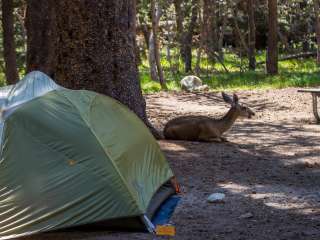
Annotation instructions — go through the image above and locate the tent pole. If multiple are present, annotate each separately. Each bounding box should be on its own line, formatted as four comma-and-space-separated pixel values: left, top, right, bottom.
141, 215, 155, 233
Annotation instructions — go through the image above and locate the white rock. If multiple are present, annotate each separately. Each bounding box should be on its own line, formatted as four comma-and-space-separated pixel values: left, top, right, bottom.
239, 212, 253, 219
207, 193, 226, 203
180, 75, 205, 92
194, 84, 209, 91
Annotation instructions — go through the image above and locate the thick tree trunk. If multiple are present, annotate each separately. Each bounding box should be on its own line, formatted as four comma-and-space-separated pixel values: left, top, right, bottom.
314, 0, 320, 65
247, 0, 256, 70
26, 0, 56, 77
53, 1, 147, 121
1, 0, 19, 84
266, 0, 278, 75
27, 0, 160, 138
150, 0, 166, 89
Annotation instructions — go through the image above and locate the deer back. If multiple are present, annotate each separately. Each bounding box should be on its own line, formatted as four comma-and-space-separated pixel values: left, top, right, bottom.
163, 115, 221, 141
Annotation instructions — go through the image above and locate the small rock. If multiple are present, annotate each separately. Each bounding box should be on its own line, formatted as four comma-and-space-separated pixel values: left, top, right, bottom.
180, 75, 208, 92
239, 212, 254, 219
207, 193, 225, 203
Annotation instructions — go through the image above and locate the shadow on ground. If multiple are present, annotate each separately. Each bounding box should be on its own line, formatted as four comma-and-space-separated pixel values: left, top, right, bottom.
159, 120, 320, 240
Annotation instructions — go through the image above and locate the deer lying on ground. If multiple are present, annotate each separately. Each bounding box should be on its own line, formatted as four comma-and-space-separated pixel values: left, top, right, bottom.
163, 92, 255, 142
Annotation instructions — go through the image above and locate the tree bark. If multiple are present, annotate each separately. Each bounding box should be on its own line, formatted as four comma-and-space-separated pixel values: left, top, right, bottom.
195, 0, 205, 75
203, 0, 218, 62
247, 0, 256, 70
218, 5, 228, 60
173, 0, 184, 67
148, 32, 159, 81
1, 0, 19, 84
174, 0, 198, 73
164, 16, 173, 71
313, 0, 320, 65
231, 5, 249, 54
148, 4, 159, 82
150, 0, 166, 89
26, 0, 57, 77
266, 0, 278, 75
26, 0, 161, 138
53, 1, 147, 122
183, 0, 198, 73
15, 5, 27, 55
140, 24, 150, 49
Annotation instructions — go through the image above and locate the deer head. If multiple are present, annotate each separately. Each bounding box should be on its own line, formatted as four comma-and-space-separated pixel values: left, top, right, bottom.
222, 92, 255, 119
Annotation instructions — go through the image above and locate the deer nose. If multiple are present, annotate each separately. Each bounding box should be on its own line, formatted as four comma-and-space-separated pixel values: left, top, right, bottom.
248, 112, 255, 118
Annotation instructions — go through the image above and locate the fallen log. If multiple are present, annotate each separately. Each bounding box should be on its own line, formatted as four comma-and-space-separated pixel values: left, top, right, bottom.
257, 52, 317, 65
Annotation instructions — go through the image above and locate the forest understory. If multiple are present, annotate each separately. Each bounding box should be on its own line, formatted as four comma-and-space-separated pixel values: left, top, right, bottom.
19, 88, 320, 240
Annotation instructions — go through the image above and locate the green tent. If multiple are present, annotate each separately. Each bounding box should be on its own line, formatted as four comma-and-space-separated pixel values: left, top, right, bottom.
0, 71, 175, 239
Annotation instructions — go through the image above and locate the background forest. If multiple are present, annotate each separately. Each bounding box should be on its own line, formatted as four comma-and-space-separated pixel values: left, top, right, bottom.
1, 0, 320, 93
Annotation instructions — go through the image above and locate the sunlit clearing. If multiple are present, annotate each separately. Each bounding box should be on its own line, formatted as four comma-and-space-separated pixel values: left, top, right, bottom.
218, 182, 319, 215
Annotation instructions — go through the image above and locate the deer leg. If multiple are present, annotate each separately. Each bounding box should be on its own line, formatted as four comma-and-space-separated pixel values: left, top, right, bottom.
198, 134, 221, 142
198, 131, 221, 142
207, 137, 223, 143
220, 136, 229, 142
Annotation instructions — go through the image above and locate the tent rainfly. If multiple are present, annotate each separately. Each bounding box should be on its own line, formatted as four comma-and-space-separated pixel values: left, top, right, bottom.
0, 71, 176, 239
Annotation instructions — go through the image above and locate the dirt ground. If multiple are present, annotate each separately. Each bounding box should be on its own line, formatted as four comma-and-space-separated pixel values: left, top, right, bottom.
20, 88, 320, 240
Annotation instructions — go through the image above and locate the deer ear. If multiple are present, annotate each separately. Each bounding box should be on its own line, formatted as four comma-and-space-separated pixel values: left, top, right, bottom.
233, 93, 239, 104
222, 92, 233, 104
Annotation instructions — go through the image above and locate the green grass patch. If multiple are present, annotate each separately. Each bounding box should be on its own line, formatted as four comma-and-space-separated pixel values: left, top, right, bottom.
140, 52, 320, 93
0, 73, 6, 87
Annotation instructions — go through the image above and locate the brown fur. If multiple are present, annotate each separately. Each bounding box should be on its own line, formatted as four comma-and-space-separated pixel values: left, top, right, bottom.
163, 92, 255, 142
